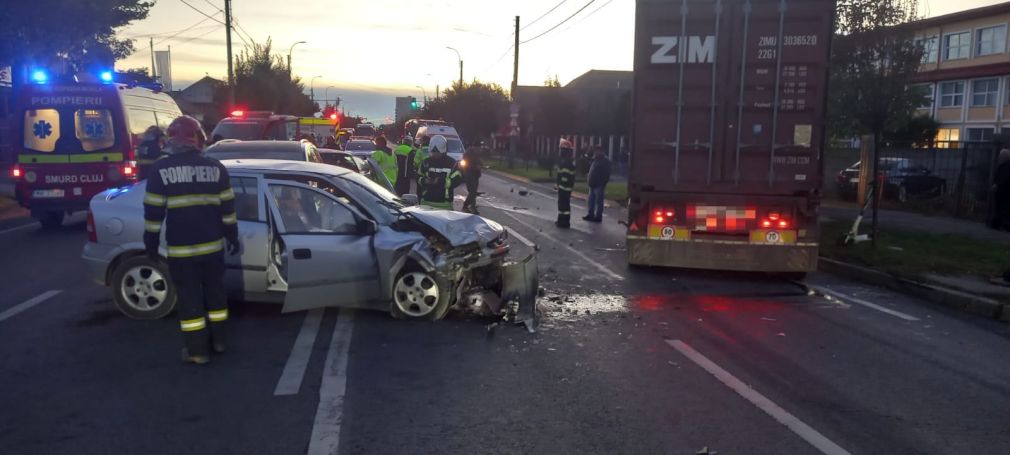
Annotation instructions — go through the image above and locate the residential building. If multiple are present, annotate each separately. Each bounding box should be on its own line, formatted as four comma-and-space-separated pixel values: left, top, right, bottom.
167, 76, 221, 127
911, 3, 1010, 144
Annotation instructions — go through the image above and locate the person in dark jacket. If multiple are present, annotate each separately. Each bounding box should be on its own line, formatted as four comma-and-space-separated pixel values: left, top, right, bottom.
556, 139, 576, 228
583, 147, 611, 222
136, 126, 166, 181
460, 148, 482, 214
418, 135, 462, 210
144, 116, 240, 365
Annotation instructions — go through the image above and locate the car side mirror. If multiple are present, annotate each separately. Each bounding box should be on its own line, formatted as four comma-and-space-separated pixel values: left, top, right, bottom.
357, 218, 378, 235
401, 194, 419, 206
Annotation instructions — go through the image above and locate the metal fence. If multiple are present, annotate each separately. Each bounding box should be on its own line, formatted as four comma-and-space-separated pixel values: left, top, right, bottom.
489, 134, 630, 177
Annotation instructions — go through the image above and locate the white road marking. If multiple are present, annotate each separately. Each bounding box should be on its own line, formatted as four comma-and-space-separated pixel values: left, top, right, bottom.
0, 222, 39, 236
274, 308, 325, 396
0, 290, 62, 322
485, 173, 588, 210
306, 309, 355, 455
500, 211, 624, 281
667, 340, 852, 455
810, 286, 920, 322
506, 227, 536, 248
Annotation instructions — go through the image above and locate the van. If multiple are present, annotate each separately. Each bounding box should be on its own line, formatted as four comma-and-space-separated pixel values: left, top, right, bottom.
415, 125, 465, 161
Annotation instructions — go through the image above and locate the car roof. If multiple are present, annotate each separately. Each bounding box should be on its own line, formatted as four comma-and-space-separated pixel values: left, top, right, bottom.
318, 149, 351, 155
416, 125, 459, 136
222, 159, 352, 176
206, 140, 307, 153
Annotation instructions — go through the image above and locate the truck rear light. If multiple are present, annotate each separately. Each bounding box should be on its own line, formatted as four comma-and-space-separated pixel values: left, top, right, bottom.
86, 209, 97, 243
761, 220, 772, 228
653, 208, 675, 224
768, 212, 781, 221
10, 164, 22, 180
778, 220, 789, 228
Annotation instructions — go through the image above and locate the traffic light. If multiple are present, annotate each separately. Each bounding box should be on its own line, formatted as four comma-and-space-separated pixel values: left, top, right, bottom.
410, 96, 418, 109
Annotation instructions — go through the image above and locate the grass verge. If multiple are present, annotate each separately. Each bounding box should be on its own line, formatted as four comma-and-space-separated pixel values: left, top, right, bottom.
819, 220, 1010, 277
485, 158, 628, 202
574, 182, 628, 203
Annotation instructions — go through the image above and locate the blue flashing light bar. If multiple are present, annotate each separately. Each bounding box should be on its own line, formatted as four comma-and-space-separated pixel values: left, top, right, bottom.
99, 71, 113, 83
31, 70, 48, 84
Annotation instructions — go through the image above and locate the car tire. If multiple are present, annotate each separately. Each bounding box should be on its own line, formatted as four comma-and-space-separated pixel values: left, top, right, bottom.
36, 211, 64, 229
390, 264, 452, 321
110, 255, 177, 320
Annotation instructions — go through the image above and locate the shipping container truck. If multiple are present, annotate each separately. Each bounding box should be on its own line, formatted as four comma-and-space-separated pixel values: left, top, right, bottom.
627, 0, 835, 274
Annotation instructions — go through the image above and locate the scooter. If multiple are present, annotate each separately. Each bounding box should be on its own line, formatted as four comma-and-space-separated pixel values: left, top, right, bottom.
838, 183, 875, 246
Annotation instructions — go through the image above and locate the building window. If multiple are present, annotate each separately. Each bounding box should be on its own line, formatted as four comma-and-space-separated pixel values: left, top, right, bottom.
935, 127, 960, 148
917, 36, 939, 63
976, 25, 1007, 56
944, 31, 971, 60
911, 84, 934, 109
966, 127, 994, 142
971, 78, 999, 106
939, 81, 964, 107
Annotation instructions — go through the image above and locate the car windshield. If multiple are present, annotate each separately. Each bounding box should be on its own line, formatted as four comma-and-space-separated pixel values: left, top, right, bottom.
345, 141, 373, 151
205, 149, 304, 161
212, 122, 264, 140
447, 138, 464, 154
321, 152, 357, 171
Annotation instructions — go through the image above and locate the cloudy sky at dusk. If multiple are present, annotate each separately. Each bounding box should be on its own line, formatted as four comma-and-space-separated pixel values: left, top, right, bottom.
115, 0, 1010, 122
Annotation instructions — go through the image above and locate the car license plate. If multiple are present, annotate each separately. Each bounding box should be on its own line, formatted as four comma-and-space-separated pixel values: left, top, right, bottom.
849, 177, 859, 183
32, 189, 65, 198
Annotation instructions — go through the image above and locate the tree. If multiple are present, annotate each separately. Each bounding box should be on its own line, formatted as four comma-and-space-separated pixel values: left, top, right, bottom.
884, 115, 940, 147
419, 81, 509, 142
0, 0, 153, 80
829, 0, 924, 246
214, 38, 317, 117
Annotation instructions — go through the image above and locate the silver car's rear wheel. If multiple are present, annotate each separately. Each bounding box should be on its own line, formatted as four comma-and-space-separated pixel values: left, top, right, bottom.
111, 255, 177, 320
391, 266, 451, 320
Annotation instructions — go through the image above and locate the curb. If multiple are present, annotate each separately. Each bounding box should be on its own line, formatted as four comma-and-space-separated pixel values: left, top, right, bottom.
819, 257, 1009, 322
485, 169, 625, 208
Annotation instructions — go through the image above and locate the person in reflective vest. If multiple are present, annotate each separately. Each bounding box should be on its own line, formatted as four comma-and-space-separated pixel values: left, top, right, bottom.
393, 136, 416, 196
371, 136, 398, 187
556, 139, 576, 229
418, 135, 462, 210
136, 126, 165, 181
143, 115, 240, 365
413, 135, 431, 190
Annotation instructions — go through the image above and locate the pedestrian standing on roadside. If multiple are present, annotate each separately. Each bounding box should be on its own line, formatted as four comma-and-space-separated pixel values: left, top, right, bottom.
583, 146, 611, 223
143, 116, 240, 365
460, 147, 482, 214
555, 139, 576, 229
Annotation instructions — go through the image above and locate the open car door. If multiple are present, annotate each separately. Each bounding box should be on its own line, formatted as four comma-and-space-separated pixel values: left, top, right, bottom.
264, 180, 382, 313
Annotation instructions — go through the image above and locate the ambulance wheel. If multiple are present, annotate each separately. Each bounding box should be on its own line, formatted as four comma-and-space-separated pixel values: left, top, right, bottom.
36, 211, 64, 229
390, 264, 451, 321
111, 255, 177, 320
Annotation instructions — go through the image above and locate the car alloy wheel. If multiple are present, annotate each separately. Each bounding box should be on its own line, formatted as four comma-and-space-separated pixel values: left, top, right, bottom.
120, 263, 170, 313
393, 271, 441, 317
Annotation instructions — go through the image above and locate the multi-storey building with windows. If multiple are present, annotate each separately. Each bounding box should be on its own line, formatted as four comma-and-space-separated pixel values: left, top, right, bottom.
912, 3, 1010, 144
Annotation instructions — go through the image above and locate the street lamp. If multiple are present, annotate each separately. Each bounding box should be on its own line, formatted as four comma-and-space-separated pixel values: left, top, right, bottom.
446, 46, 463, 89
415, 85, 428, 103
310, 75, 322, 104
287, 40, 306, 78
324, 86, 336, 106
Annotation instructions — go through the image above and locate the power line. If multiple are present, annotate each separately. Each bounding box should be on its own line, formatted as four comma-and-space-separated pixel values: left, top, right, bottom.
153, 16, 220, 45
560, 0, 615, 33
178, 0, 225, 25
233, 18, 256, 46
520, 0, 569, 31
521, 0, 597, 44
201, 0, 223, 13
173, 26, 221, 46
480, 44, 514, 76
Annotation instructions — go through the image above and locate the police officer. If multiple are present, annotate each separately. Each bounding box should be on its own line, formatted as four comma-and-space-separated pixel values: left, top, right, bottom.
556, 139, 576, 229
143, 116, 240, 365
418, 135, 461, 210
460, 147, 482, 214
371, 136, 398, 188
136, 125, 165, 180
392, 136, 416, 196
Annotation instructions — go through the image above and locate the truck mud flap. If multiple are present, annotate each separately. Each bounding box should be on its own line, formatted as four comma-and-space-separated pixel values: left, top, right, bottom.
499, 253, 539, 330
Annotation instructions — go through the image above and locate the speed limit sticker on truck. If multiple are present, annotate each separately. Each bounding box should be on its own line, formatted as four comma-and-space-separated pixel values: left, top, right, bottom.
749, 230, 797, 245
648, 225, 689, 240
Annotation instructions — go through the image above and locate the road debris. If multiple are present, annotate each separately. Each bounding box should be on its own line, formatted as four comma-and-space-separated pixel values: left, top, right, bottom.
518, 187, 529, 196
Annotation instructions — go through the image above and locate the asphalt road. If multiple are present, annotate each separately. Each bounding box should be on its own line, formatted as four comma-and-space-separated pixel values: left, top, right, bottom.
2, 172, 1010, 454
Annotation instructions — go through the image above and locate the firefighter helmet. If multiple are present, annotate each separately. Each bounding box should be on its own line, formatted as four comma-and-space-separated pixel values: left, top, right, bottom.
166, 116, 207, 150
559, 138, 574, 150
430, 135, 448, 154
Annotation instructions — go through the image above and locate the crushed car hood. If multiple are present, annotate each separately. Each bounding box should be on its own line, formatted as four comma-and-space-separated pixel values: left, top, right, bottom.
402, 207, 504, 247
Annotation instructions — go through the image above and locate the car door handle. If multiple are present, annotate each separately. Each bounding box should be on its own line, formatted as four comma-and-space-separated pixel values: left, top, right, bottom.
292, 248, 312, 260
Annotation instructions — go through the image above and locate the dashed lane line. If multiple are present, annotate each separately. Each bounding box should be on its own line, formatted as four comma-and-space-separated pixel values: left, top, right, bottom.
667, 340, 852, 455
274, 308, 325, 396
306, 309, 355, 455
499, 211, 624, 281
0, 222, 39, 236
0, 290, 63, 323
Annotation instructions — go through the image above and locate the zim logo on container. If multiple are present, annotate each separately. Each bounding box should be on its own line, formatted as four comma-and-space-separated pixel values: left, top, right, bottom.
651, 36, 716, 64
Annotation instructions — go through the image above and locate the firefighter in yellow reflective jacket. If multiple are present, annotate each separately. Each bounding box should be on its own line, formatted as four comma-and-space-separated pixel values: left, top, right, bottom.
418, 135, 462, 210
413, 135, 431, 191
556, 139, 576, 229
144, 116, 240, 365
392, 136, 416, 196
371, 136, 398, 187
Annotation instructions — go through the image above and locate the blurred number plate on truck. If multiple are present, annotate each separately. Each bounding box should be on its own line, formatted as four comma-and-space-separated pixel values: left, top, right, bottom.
749, 230, 796, 245
33, 189, 65, 198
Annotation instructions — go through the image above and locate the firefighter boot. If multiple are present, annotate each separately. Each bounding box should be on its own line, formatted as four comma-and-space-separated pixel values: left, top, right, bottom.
181, 348, 211, 365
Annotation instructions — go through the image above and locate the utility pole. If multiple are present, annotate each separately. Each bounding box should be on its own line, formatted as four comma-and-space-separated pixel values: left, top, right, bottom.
509, 16, 520, 168
224, 0, 235, 107
149, 37, 157, 79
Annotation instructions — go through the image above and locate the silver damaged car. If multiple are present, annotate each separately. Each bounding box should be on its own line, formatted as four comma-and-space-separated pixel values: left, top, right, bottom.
82, 160, 536, 321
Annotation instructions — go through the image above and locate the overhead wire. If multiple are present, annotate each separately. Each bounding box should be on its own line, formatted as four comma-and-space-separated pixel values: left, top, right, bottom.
521, 0, 597, 44
520, 0, 570, 31
559, 0, 615, 33
178, 0, 225, 24
153, 16, 221, 45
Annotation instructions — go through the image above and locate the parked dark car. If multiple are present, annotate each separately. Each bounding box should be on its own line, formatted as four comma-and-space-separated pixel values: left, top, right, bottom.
836, 158, 947, 202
